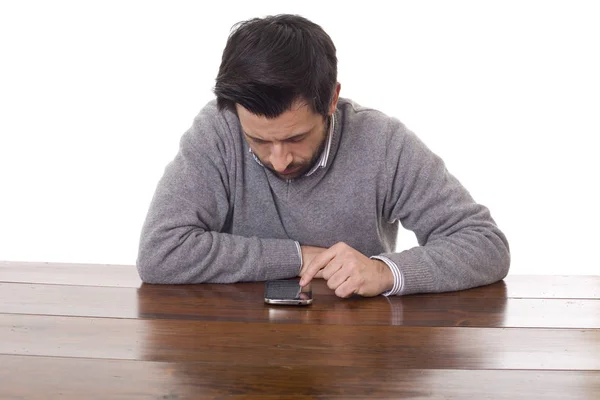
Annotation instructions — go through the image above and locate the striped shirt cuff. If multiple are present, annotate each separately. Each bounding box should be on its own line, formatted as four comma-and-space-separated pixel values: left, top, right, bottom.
371, 255, 403, 296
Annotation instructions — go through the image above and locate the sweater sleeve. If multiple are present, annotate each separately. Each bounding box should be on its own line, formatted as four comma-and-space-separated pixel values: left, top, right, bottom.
379, 120, 510, 295
136, 108, 301, 284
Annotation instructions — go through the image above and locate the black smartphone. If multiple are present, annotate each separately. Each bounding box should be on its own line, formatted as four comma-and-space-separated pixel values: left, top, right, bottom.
264, 279, 313, 305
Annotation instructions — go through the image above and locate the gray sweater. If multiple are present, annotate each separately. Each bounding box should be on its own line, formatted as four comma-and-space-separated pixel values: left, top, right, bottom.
137, 98, 510, 295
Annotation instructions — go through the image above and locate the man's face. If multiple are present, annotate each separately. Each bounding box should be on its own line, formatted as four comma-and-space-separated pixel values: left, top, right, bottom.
236, 101, 330, 180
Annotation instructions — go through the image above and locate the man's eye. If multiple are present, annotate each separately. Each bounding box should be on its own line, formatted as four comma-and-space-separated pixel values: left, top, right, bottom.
251, 137, 268, 145
287, 135, 305, 143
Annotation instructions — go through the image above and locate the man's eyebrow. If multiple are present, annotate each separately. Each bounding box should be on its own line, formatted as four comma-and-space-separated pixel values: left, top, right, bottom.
243, 130, 310, 142
242, 131, 264, 141
282, 132, 310, 141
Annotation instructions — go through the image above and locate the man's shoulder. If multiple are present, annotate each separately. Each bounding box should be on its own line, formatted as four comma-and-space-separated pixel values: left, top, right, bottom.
185, 100, 242, 144
193, 99, 238, 129
337, 98, 408, 143
175, 100, 245, 167
337, 97, 384, 118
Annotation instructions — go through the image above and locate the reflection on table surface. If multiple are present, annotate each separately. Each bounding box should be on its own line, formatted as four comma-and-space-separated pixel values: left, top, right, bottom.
0, 262, 599, 399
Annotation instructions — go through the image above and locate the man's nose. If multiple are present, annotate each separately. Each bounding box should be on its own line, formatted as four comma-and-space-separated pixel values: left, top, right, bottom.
269, 143, 293, 172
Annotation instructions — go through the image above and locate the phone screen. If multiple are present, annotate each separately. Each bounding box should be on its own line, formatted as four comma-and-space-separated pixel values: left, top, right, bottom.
264, 279, 312, 305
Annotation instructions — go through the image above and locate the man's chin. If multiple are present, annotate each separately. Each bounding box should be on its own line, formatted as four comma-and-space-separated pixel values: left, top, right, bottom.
274, 171, 303, 180
271, 165, 308, 180
276, 173, 302, 180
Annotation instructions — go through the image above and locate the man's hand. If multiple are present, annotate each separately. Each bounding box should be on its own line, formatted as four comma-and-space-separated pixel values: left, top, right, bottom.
299, 242, 394, 298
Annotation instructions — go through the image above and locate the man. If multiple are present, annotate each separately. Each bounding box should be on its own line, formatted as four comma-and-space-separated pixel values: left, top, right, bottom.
137, 14, 510, 297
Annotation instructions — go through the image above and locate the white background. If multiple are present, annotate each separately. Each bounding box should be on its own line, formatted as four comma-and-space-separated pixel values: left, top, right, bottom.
1, 1, 598, 275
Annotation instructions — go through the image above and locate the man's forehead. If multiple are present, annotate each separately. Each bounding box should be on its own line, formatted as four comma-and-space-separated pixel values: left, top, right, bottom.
236, 102, 320, 139
235, 100, 312, 118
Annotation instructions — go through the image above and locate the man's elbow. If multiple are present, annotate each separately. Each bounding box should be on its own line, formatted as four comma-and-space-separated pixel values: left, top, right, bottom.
491, 232, 511, 282
136, 242, 172, 284
499, 243, 511, 280
136, 254, 163, 284
136, 242, 211, 284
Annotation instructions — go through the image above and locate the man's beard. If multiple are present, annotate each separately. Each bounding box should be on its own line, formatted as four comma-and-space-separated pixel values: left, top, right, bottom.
264, 125, 328, 180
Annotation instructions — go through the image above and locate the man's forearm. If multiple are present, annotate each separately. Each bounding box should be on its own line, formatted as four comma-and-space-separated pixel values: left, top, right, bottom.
137, 226, 300, 284
380, 226, 510, 295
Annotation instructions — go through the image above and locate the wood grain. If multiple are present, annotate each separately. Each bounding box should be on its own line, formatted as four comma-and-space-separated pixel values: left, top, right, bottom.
2, 282, 599, 328
1, 314, 599, 370
0, 261, 141, 288
502, 275, 600, 299
1, 355, 599, 400
1, 262, 598, 398
2, 261, 598, 299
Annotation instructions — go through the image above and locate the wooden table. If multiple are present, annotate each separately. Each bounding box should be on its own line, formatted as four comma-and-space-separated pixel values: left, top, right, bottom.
0, 261, 599, 399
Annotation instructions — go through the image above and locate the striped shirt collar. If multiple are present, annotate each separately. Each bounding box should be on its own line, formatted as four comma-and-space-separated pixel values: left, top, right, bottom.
248, 113, 335, 178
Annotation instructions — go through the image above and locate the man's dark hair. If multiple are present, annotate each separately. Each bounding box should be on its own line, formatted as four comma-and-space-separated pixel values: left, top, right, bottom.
214, 14, 337, 119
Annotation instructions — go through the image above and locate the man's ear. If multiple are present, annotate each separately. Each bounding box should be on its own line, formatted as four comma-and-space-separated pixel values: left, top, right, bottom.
329, 83, 341, 115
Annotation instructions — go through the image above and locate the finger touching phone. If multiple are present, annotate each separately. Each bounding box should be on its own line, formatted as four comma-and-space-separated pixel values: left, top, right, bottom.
264, 279, 313, 305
